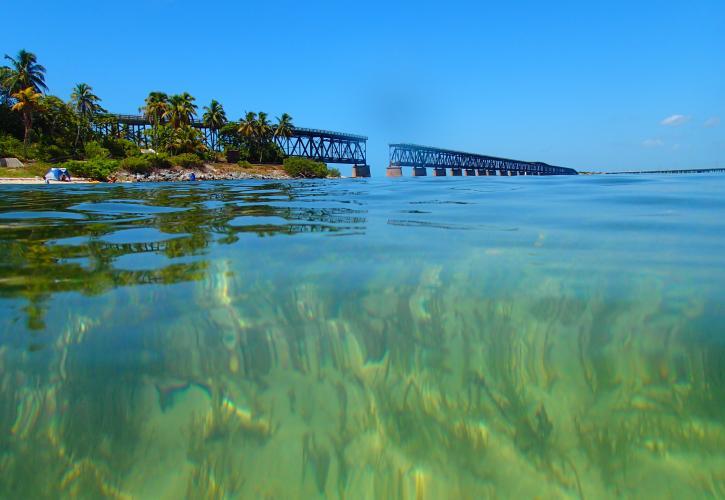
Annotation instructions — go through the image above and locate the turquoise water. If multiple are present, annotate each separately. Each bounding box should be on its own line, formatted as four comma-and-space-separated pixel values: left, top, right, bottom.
1, 175, 724, 498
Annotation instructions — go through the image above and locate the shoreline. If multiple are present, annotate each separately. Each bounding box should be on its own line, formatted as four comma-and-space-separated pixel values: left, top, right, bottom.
0, 162, 294, 184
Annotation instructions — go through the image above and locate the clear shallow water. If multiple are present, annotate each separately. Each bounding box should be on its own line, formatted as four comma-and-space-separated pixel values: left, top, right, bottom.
0, 175, 724, 498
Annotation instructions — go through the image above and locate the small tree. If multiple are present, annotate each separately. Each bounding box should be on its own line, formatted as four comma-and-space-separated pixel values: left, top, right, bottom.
283, 157, 334, 178
10, 87, 43, 156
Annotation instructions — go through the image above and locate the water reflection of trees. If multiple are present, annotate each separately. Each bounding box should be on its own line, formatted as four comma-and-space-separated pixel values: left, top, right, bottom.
0, 182, 368, 329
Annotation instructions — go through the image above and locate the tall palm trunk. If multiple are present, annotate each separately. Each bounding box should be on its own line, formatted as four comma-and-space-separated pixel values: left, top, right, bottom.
74, 122, 82, 150
22, 111, 32, 157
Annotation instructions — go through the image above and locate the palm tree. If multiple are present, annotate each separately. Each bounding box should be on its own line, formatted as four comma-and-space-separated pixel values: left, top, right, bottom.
140, 92, 169, 150
70, 83, 104, 148
171, 126, 205, 155
0, 67, 12, 103
2, 50, 47, 95
202, 99, 227, 151
256, 112, 272, 139
140, 91, 169, 126
255, 111, 273, 162
164, 92, 197, 129
11, 87, 43, 155
238, 111, 257, 140
274, 113, 294, 139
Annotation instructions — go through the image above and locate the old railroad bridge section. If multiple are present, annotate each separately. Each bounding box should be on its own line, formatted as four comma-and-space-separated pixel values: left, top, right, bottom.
387, 144, 578, 176
97, 114, 371, 177
96, 114, 578, 177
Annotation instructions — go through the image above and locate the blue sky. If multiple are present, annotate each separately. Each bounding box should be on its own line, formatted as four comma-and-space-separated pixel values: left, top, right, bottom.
4, 0, 723, 174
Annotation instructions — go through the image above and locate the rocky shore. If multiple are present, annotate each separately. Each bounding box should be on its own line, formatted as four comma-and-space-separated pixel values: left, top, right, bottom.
114, 168, 291, 183
0, 163, 294, 184
113, 162, 293, 182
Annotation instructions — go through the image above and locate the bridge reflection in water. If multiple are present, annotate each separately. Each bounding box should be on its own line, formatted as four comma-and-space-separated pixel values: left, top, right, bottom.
387, 143, 578, 177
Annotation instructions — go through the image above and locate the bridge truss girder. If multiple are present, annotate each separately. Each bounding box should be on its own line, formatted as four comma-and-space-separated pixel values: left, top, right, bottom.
273, 133, 366, 165
389, 144, 577, 176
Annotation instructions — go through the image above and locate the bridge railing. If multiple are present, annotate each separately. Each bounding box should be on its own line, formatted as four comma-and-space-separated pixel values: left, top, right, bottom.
98, 114, 367, 141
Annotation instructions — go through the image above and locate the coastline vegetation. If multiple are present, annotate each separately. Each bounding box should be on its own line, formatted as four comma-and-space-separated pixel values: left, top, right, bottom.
0, 49, 339, 179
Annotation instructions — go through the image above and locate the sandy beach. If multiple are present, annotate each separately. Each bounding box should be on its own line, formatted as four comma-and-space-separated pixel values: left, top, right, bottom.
0, 177, 96, 184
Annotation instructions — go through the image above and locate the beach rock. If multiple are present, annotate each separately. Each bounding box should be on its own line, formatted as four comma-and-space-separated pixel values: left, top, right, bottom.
0, 158, 24, 168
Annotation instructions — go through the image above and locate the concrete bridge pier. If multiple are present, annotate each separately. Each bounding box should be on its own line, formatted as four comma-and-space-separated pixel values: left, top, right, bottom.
351, 164, 371, 177
386, 165, 403, 177
433, 167, 447, 176
499, 170, 508, 176
412, 167, 427, 176
464, 168, 476, 176
450, 168, 463, 176
475, 168, 486, 176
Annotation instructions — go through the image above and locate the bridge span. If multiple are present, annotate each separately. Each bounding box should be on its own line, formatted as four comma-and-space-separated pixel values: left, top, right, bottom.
94, 114, 370, 176
387, 144, 577, 177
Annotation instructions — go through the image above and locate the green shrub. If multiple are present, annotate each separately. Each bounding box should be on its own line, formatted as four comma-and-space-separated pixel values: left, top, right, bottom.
202, 151, 219, 162
35, 143, 72, 162
238, 160, 254, 169
328, 167, 341, 178
119, 156, 152, 175
0, 134, 25, 159
102, 137, 141, 158
83, 141, 110, 160
61, 159, 119, 181
283, 157, 333, 178
169, 153, 204, 168
146, 153, 172, 169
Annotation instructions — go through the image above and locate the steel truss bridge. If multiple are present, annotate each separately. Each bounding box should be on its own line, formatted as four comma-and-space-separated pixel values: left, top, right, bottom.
94, 114, 368, 173
387, 143, 577, 176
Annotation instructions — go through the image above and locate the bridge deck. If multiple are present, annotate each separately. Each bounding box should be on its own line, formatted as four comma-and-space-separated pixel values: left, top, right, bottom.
105, 114, 366, 142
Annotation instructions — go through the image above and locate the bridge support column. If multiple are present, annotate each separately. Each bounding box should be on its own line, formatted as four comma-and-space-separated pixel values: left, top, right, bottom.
352, 164, 371, 177
499, 170, 508, 176
386, 165, 403, 177
450, 168, 462, 176
412, 167, 427, 176
488, 170, 497, 176
464, 168, 476, 176
475, 168, 486, 176
433, 167, 446, 176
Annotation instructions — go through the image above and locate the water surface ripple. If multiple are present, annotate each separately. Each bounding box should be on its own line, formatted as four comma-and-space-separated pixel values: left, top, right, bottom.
1, 175, 724, 498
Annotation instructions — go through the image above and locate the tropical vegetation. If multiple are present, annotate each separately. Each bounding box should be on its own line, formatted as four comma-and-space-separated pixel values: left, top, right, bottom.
1, 49, 339, 180
283, 158, 340, 178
